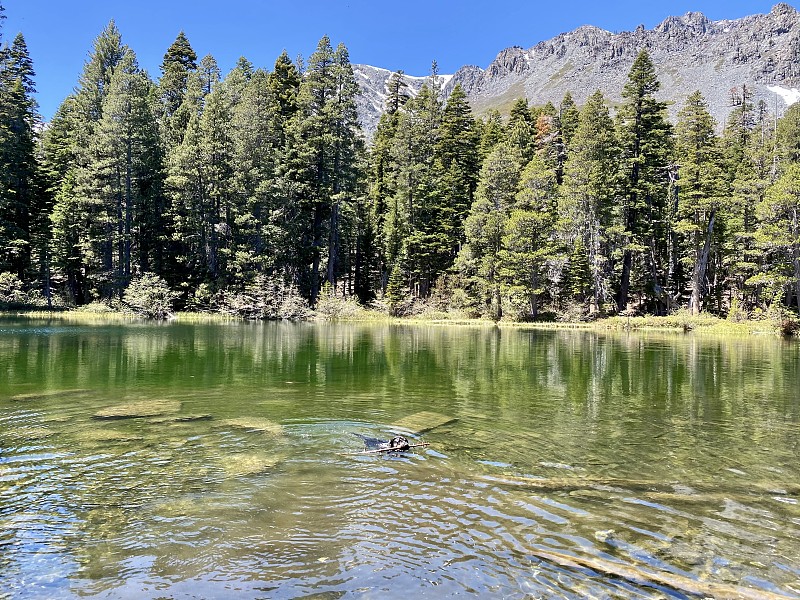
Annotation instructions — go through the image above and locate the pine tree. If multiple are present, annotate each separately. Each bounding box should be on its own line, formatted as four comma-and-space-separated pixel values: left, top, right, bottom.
561, 237, 592, 303
478, 109, 506, 161
674, 91, 727, 314
385, 70, 410, 114
0, 33, 40, 279
723, 84, 754, 175
506, 98, 535, 165
268, 50, 301, 132
168, 68, 234, 290
756, 164, 800, 309
74, 49, 164, 298
157, 31, 197, 151
725, 99, 776, 311
73, 21, 127, 131
287, 37, 363, 304
46, 21, 127, 304
41, 97, 85, 303
616, 50, 673, 313
559, 90, 621, 313
457, 143, 523, 320
384, 82, 442, 297
429, 84, 479, 278
559, 92, 580, 151
229, 69, 285, 283
777, 102, 800, 164
498, 154, 559, 320
535, 101, 560, 171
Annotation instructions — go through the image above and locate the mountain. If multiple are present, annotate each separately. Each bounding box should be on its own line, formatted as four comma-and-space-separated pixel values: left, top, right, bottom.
353, 3, 800, 137
352, 65, 453, 137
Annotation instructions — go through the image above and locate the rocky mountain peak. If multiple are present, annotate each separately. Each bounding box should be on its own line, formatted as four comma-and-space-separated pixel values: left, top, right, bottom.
657, 12, 711, 34
772, 3, 797, 17
353, 5, 800, 139
485, 46, 530, 78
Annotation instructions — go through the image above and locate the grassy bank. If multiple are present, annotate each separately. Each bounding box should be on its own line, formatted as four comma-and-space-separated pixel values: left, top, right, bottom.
1, 305, 796, 338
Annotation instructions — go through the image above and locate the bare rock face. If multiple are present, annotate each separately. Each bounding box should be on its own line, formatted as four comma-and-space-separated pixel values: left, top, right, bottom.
485, 46, 530, 78
353, 4, 800, 138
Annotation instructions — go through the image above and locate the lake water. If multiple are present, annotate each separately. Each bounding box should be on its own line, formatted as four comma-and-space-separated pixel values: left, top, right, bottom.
0, 316, 799, 599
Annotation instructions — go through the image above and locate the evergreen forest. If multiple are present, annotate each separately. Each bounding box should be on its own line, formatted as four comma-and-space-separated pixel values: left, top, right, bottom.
2, 7, 800, 322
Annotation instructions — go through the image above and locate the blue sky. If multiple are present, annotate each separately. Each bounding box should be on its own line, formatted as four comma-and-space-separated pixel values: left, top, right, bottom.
1, 0, 787, 120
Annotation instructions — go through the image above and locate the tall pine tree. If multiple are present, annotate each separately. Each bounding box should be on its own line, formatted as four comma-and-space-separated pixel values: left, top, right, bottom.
616, 50, 673, 313
674, 91, 727, 314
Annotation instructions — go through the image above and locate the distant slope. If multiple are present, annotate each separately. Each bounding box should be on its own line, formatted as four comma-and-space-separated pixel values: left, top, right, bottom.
354, 3, 800, 137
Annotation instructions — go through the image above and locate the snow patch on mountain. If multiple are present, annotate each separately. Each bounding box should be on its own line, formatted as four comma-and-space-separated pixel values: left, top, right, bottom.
767, 85, 800, 106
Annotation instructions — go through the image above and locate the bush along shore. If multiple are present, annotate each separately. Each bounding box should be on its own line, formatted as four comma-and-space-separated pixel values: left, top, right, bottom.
2, 271, 797, 338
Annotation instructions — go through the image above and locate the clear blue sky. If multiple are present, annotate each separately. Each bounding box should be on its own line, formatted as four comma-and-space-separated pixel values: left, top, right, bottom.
1, 0, 787, 121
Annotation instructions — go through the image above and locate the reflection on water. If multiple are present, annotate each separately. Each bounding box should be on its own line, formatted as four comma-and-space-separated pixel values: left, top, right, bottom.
0, 317, 799, 598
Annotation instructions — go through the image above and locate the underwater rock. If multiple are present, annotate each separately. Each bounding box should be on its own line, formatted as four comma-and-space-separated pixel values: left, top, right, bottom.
93, 399, 181, 420
9, 389, 90, 402
217, 418, 283, 435
223, 452, 282, 477
75, 428, 144, 444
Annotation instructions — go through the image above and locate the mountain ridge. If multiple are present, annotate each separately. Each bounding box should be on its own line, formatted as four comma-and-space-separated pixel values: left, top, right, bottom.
353, 3, 800, 137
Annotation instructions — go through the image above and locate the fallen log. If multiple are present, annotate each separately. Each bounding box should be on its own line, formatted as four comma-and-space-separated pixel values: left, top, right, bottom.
531, 548, 792, 600
482, 473, 800, 498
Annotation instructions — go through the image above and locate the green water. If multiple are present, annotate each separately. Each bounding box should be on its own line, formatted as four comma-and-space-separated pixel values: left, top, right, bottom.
0, 316, 799, 599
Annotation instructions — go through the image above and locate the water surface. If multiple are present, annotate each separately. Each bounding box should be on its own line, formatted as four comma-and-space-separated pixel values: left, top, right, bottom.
0, 317, 799, 598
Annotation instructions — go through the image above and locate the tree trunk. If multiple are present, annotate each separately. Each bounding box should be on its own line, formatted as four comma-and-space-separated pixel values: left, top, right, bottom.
793, 207, 800, 309
617, 199, 637, 313
617, 248, 632, 313
689, 210, 715, 315
327, 200, 339, 288
124, 141, 132, 282
529, 270, 539, 320
311, 203, 324, 305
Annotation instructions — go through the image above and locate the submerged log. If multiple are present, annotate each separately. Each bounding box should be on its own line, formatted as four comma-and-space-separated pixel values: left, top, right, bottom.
392, 411, 456, 434
530, 548, 792, 600
482, 474, 800, 498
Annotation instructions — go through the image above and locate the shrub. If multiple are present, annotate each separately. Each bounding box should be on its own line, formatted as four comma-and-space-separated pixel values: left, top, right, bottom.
218, 274, 312, 320
556, 301, 592, 323
75, 301, 117, 313
726, 296, 749, 323
778, 317, 800, 337
123, 273, 178, 320
0, 272, 28, 308
315, 284, 364, 320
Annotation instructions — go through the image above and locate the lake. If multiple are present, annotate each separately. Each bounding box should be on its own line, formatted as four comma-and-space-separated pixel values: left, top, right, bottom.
0, 316, 799, 599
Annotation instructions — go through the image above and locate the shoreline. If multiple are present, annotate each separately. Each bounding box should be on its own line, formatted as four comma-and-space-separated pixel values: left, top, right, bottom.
0, 308, 794, 338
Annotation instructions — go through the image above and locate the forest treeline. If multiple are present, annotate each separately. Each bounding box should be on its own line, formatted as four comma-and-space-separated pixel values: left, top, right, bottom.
2, 7, 800, 321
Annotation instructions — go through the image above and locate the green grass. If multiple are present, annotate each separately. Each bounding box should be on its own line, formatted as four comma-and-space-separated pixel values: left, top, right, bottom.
2, 307, 794, 338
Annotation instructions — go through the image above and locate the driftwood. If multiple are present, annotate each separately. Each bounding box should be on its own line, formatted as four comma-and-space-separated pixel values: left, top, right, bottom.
482, 474, 800, 498
531, 548, 792, 600
341, 443, 431, 456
